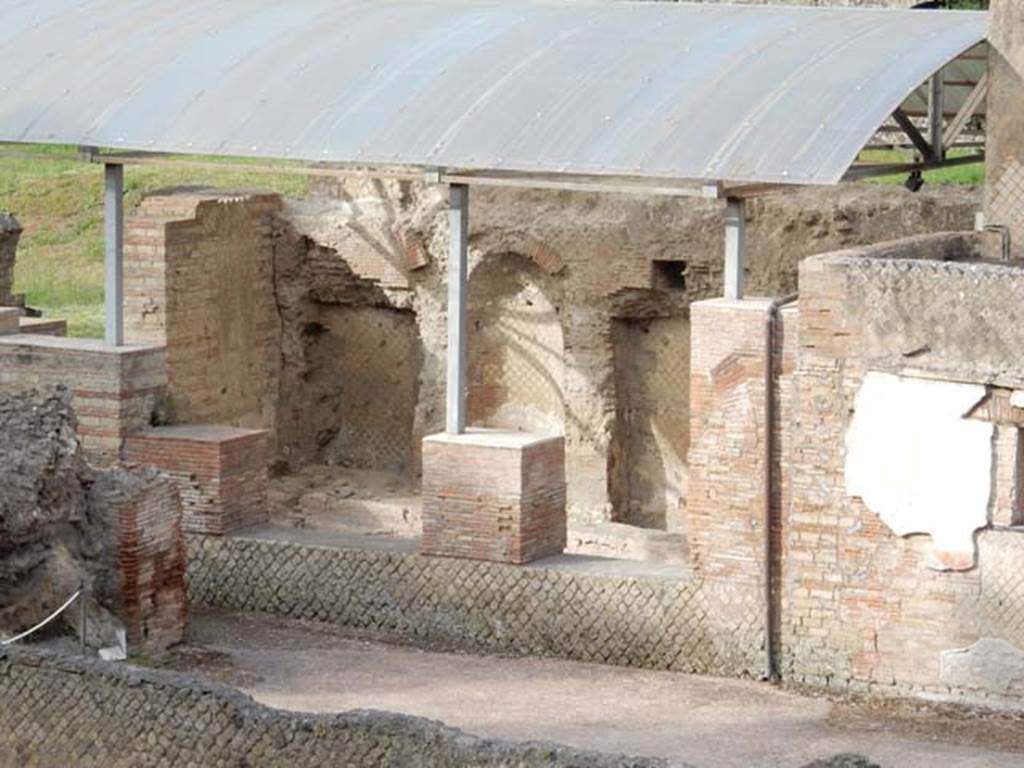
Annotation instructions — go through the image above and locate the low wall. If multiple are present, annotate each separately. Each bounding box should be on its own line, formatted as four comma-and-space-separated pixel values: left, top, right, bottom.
187, 534, 761, 677
0, 648, 680, 768
0, 335, 166, 465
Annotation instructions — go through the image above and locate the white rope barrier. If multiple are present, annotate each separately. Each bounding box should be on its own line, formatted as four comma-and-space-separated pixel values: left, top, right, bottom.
1, 589, 83, 646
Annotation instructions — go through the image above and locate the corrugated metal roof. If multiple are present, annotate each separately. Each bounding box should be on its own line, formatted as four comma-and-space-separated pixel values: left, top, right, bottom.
0, 0, 988, 186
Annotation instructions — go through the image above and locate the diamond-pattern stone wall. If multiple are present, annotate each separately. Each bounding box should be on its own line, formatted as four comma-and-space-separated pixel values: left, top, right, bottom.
186, 535, 763, 677
0, 649, 680, 768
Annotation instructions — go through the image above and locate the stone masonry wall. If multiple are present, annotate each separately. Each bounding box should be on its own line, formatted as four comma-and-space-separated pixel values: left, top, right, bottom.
187, 534, 762, 678
0, 336, 166, 465
0, 648, 679, 768
286, 181, 979, 526
986, 0, 1024, 259
783, 238, 1024, 703
124, 190, 282, 442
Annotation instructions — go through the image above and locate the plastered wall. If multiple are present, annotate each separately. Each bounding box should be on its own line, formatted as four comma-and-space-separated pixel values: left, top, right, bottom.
782, 237, 1024, 701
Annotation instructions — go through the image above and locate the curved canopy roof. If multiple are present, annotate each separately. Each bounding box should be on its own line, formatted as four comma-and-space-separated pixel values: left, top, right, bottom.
0, 0, 989, 187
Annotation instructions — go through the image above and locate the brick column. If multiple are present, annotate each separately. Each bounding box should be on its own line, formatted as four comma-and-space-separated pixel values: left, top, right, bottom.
420, 429, 567, 564
687, 298, 773, 584
686, 297, 798, 677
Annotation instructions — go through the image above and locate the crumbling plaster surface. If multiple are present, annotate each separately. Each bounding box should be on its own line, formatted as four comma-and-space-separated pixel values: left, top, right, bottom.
845, 373, 992, 571
941, 638, 1024, 701
281, 181, 979, 525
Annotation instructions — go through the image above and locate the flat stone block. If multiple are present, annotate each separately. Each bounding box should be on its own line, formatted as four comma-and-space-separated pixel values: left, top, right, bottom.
0, 307, 20, 335
420, 429, 567, 564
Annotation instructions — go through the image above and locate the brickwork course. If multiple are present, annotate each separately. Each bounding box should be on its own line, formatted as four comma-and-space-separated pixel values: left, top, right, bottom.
421, 433, 567, 564
123, 190, 282, 442
124, 425, 268, 536
0, 336, 166, 465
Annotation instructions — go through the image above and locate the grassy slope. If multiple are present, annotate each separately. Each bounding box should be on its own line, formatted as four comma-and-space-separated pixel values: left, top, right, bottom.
0, 145, 983, 338
0, 145, 309, 337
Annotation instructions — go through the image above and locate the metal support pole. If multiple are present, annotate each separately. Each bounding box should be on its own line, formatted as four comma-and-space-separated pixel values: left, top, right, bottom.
104, 163, 124, 346
79, 582, 87, 656
723, 197, 746, 301
446, 184, 469, 435
928, 71, 945, 163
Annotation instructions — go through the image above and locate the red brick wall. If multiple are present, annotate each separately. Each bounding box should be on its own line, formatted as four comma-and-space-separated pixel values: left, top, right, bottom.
782, 251, 1024, 698
0, 336, 166, 465
421, 433, 567, 564
112, 474, 188, 652
124, 425, 268, 536
124, 191, 282, 445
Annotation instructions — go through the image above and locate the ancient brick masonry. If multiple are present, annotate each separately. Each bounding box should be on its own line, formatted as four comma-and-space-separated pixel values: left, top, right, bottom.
781, 245, 1024, 699
123, 190, 282, 442
0, 336, 166, 465
420, 431, 567, 564
93, 469, 188, 653
124, 425, 268, 535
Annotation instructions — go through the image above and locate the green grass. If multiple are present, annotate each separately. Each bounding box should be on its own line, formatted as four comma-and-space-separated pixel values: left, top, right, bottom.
0, 143, 985, 338
858, 147, 986, 187
0, 144, 311, 337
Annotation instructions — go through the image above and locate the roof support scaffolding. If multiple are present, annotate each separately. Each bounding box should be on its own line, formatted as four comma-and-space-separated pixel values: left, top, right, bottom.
446, 184, 469, 436
104, 163, 124, 347
724, 198, 746, 301
929, 72, 946, 163
943, 72, 990, 152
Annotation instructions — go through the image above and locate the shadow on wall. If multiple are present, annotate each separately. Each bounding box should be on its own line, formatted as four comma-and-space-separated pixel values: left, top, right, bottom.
301, 305, 422, 475
611, 316, 689, 533
467, 253, 565, 436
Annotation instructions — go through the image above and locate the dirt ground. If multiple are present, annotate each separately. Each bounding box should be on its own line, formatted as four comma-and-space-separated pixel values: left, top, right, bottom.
160, 610, 1024, 768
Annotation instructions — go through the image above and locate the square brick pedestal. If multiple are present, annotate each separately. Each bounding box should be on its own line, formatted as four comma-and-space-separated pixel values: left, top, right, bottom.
124, 425, 268, 535
420, 429, 567, 564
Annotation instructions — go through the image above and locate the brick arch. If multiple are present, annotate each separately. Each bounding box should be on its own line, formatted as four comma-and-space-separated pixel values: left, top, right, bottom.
466, 252, 566, 435
471, 231, 566, 276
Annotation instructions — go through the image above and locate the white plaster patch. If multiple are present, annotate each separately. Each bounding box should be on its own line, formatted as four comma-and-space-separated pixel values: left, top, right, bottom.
941, 638, 1024, 696
845, 373, 992, 570
1011, 390, 1024, 410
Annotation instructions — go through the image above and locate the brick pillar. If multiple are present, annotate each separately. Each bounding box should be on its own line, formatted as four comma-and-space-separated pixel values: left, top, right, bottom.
123, 191, 283, 440
93, 468, 189, 654
686, 297, 798, 677
420, 429, 567, 564
687, 298, 774, 584
986, 0, 1024, 259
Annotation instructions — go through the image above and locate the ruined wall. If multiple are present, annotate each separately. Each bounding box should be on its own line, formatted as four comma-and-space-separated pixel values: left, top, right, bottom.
283, 182, 979, 526
0, 212, 21, 305
783, 237, 1024, 703
124, 190, 282, 438
985, 0, 1024, 258
0, 336, 166, 465
0, 388, 187, 655
467, 254, 566, 435
0, 649, 678, 768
